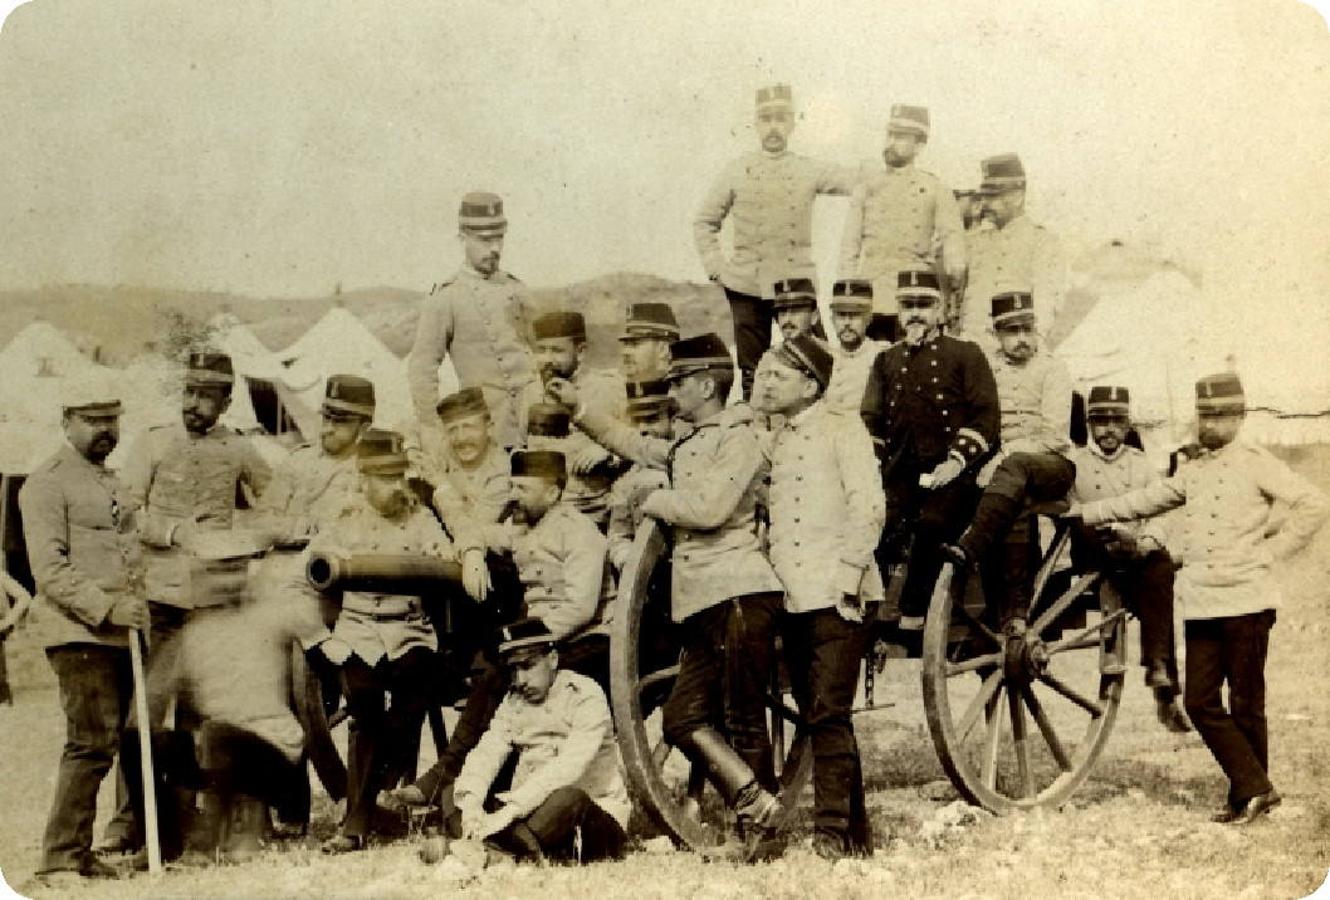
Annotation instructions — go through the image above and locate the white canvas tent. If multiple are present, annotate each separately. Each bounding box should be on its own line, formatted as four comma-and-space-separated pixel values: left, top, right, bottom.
206, 312, 321, 436
278, 306, 416, 432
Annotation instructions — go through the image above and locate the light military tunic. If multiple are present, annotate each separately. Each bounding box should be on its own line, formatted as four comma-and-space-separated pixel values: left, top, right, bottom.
824, 339, 889, 416
606, 463, 669, 574
120, 423, 271, 608
694, 151, 855, 298
576, 405, 783, 622
761, 403, 885, 615
251, 444, 362, 647
1068, 442, 1168, 547
837, 165, 966, 316
1079, 440, 1328, 619
429, 442, 511, 546
454, 669, 630, 828
310, 500, 453, 665
988, 350, 1072, 453
407, 266, 539, 449
960, 214, 1067, 346
19, 445, 142, 649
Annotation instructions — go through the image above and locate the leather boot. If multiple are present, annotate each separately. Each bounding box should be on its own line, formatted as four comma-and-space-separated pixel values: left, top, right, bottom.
679, 727, 759, 804
221, 795, 268, 864
957, 492, 1022, 562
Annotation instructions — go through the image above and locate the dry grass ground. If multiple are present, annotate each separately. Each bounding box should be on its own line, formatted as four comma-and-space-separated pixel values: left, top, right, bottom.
2, 449, 1328, 899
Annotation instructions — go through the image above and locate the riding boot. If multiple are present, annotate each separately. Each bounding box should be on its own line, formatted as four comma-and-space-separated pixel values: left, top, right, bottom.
678, 726, 761, 805
957, 492, 1022, 562
999, 537, 1035, 625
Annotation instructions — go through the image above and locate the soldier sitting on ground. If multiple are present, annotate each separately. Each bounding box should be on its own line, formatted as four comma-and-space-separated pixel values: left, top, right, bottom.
427, 617, 630, 866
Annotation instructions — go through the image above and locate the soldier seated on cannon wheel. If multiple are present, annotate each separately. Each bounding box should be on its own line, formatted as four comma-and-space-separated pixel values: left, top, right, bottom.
381, 449, 614, 818
1065, 386, 1189, 732
942, 291, 1075, 627
428, 618, 630, 865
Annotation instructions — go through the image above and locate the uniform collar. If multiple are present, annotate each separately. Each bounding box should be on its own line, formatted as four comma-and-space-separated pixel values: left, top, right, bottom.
459, 263, 502, 282
1087, 440, 1128, 463
786, 401, 822, 430
59, 442, 107, 472
761, 149, 790, 162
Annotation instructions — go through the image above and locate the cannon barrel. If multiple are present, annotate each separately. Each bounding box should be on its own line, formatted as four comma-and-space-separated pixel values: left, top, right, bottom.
306, 553, 463, 594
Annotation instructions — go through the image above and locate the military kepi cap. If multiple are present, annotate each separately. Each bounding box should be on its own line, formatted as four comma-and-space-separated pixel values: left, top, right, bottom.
532, 310, 587, 342
184, 350, 235, 387
510, 448, 567, 481
830, 278, 874, 311
888, 104, 930, 138
772, 277, 817, 311
772, 334, 834, 391
980, 153, 1026, 194
436, 386, 488, 423
1087, 386, 1131, 418
896, 266, 943, 300
61, 370, 122, 416
357, 428, 408, 475
323, 374, 376, 419
625, 380, 673, 419
1195, 373, 1244, 413
497, 617, 557, 657
667, 333, 733, 381
526, 403, 571, 438
458, 191, 506, 234
620, 302, 680, 342
991, 292, 1035, 326
755, 83, 793, 108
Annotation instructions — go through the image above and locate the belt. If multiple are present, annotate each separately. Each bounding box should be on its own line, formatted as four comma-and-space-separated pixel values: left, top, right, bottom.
341, 595, 423, 618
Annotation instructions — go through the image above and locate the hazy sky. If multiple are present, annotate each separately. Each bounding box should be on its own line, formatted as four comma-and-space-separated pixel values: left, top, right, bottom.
1, 0, 1328, 378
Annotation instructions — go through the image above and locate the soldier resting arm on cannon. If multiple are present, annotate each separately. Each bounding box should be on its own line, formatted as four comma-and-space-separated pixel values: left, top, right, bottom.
1065, 373, 1328, 827
446, 618, 630, 866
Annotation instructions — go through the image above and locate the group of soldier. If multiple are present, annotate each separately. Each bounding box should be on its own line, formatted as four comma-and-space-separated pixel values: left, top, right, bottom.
15, 82, 1329, 888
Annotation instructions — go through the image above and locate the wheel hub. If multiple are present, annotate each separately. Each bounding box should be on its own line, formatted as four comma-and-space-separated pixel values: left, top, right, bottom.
1001, 617, 1049, 684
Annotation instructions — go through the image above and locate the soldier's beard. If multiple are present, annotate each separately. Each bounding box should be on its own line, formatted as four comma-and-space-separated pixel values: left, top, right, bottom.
883, 149, 911, 168
838, 327, 863, 351
86, 434, 116, 463
903, 319, 933, 346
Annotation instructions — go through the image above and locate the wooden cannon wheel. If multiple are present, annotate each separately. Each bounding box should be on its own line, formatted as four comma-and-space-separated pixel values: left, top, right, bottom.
291, 641, 348, 802
920, 524, 1127, 813
609, 519, 812, 856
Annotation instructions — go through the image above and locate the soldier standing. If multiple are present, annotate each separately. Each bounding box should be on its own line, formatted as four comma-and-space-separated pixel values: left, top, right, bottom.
693, 84, 855, 399
546, 334, 787, 859
618, 302, 680, 383
408, 192, 539, 450
1067, 386, 1189, 732
771, 277, 822, 343
20, 376, 148, 887
1069, 374, 1328, 825
824, 278, 889, 416
752, 335, 885, 860
838, 104, 966, 343
606, 381, 674, 574
959, 154, 1067, 347
522, 310, 627, 529
450, 618, 630, 864
121, 351, 272, 664
860, 268, 999, 646
313, 430, 454, 854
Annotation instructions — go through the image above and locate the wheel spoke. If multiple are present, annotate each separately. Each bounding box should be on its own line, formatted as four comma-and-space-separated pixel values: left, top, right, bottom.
1038, 669, 1104, 717
956, 669, 1004, 742
1045, 608, 1129, 655
952, 602, 1002, 647
1021, 684, 1072, 772
1008, 685, 1034, 799
651, 736, 671, 769
1031, 573, 1100, 636
945, 651, 1004, 678
981, 685, 1005, 790
637, 664, 680, 697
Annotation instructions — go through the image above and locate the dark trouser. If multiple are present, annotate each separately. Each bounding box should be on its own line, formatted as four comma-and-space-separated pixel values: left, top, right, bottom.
185, 722, 305, 850
118, 727, 202, 861
40, 644, 133, 874
783, 609, 871, 852
661, 592, 782, 796
724, 287, 773, 401
1184, 611, 1276, 806
880, 467, 981, 620
340, 646, 436, 837
489, 786, 627, 864
0, 636, 11, 705
1074, 537, 1180, 691
959, 452, 1077, 619
415, 658, 510, 804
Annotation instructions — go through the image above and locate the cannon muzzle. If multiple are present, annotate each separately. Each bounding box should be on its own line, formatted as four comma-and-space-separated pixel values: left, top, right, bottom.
306, 553, 463, 594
